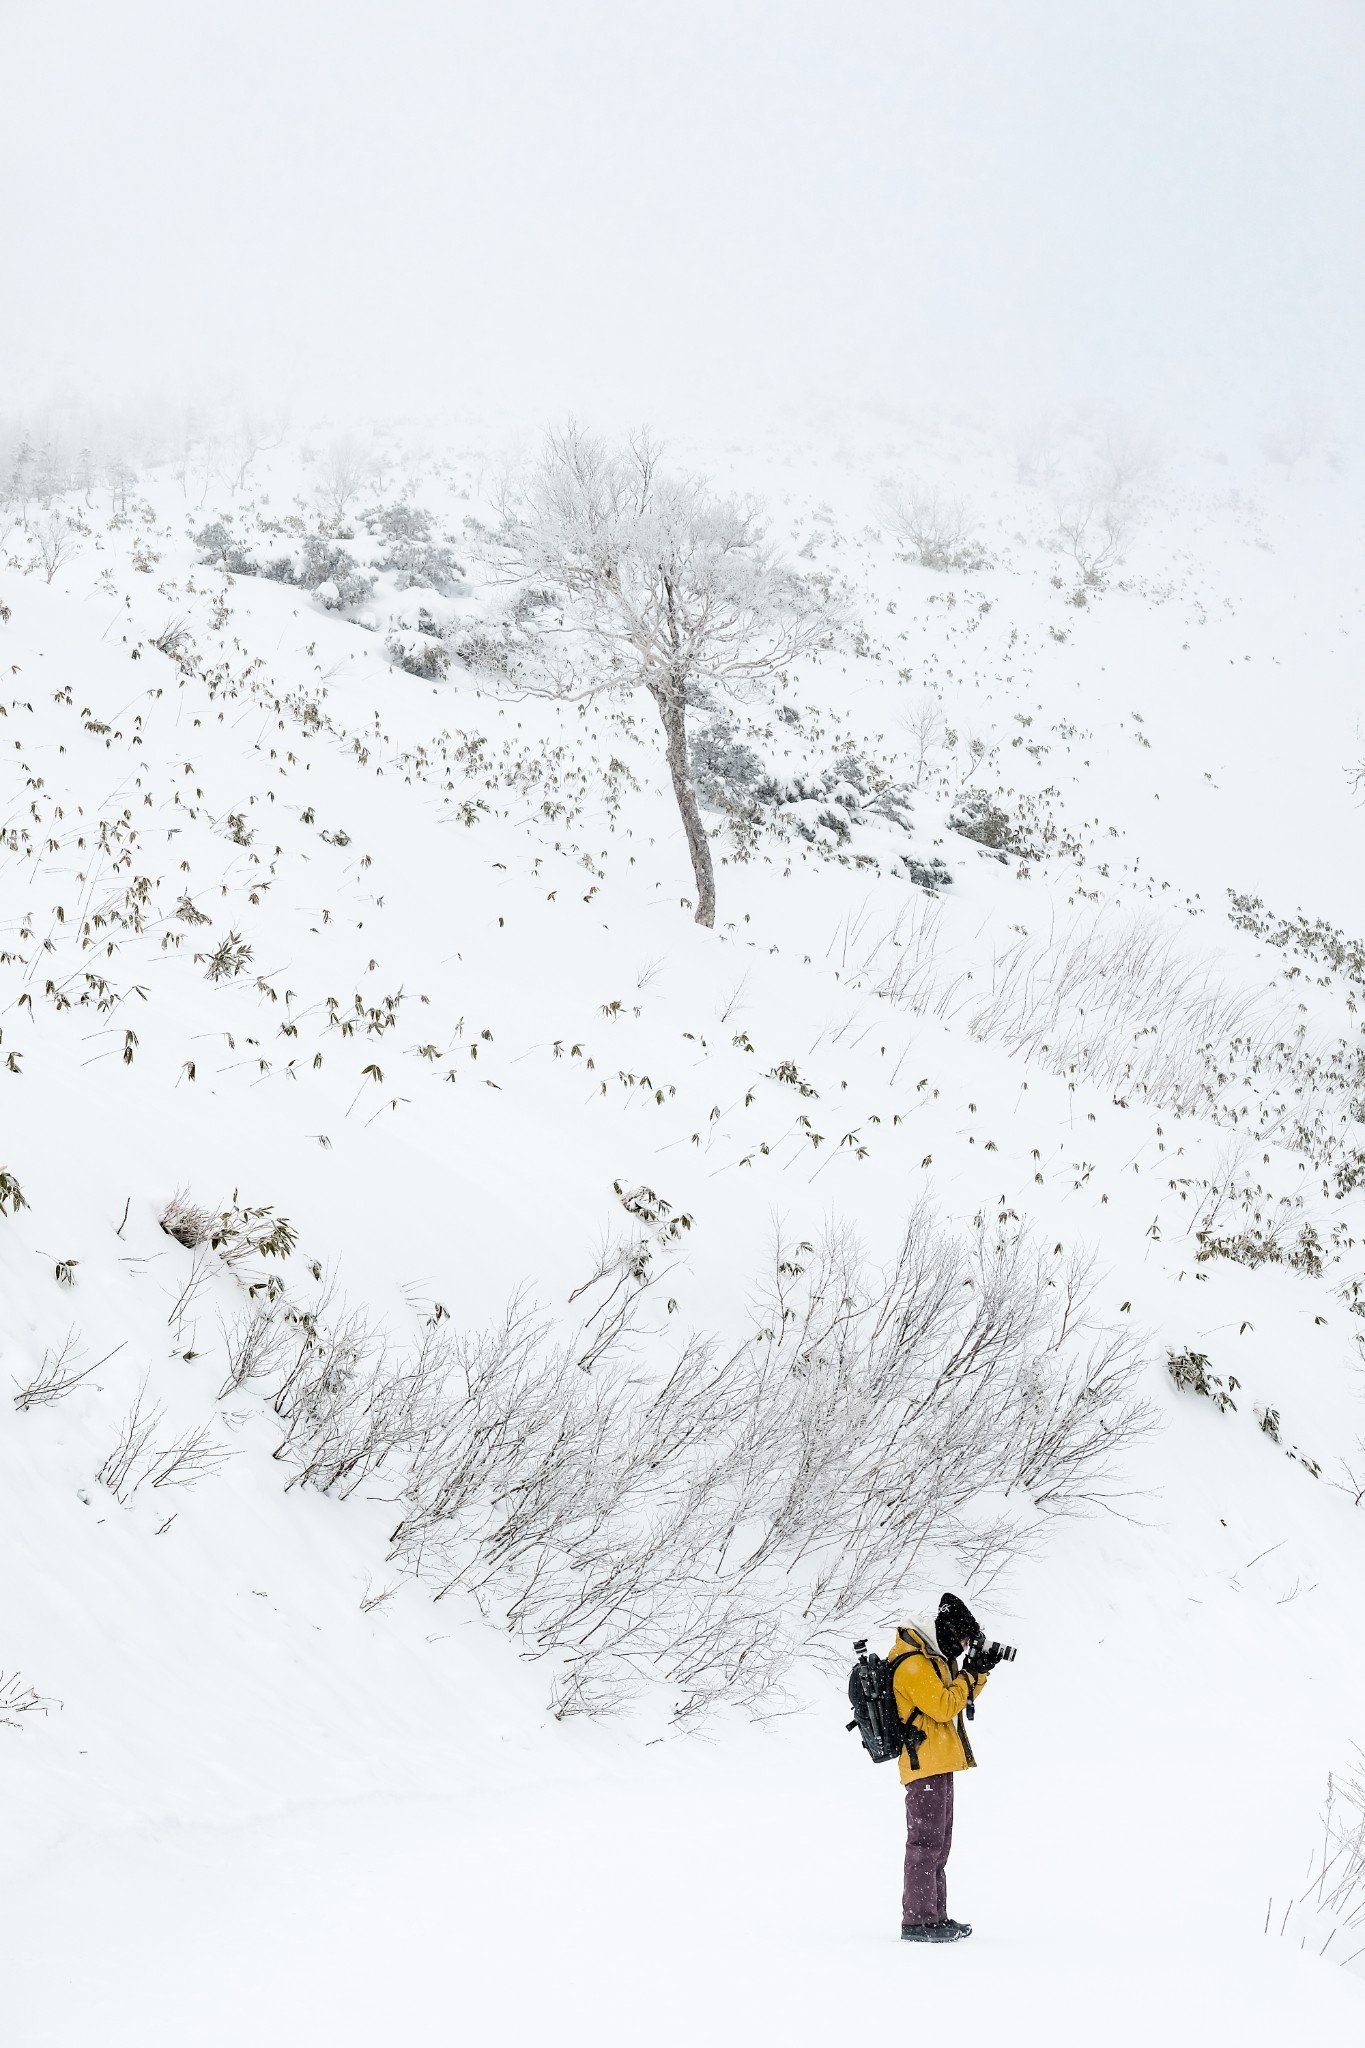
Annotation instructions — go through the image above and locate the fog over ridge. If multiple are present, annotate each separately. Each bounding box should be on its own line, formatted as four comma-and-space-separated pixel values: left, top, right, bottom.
2, 0, 1362, 437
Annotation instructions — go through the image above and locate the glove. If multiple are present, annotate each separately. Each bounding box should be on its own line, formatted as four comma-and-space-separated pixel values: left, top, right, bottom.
961, 1640, 1000, 1678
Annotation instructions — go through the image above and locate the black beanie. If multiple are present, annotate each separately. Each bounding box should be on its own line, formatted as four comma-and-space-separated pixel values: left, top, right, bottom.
935, 1591, 980, 1661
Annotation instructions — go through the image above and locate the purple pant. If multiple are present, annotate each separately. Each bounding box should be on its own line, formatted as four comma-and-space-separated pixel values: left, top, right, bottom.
902, 1772, 954, 1927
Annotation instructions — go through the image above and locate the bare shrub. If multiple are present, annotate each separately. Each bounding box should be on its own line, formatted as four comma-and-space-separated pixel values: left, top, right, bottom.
855, 909, 1335, 1141
142, 1420, 237, 1490
0, 1671, 58, 1729
266, 1302, 404, 1496
96, 1374, 234, 1499
97, 1377, 162, 1501
216, 1305, 292, 1398
1268, 1760, 1365, 1974
165, 1244, 215, 1347
13, 1332, 123, 1411
880, 479, 988, 571
152, 616, 192, 662
227, 1209, 1147, 1720
360, 1577, 400, 1614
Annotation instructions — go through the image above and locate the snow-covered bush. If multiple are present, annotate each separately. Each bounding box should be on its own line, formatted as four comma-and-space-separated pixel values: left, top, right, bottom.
387, 629, 451, 679
1166, 1347, 1238, 1411
191, 520, 259, 577
1195, 1220, 1325, 1277
364, 502, 465, 592
689, 711, 765, 809
446, 621, 527, 679
298, 536, 375, 610
689, 715, 951, 888
949, 788, 1038, 859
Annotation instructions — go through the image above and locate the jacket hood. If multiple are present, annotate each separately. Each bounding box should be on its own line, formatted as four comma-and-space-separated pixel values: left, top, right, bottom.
893, 1624, 941, 1660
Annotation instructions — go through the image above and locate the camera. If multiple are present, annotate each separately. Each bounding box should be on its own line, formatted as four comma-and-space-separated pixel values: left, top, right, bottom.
965, 1631, 1017, 1671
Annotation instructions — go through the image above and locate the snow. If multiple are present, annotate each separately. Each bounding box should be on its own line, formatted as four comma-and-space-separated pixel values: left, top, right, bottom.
12, 1742, 1365, 2047
1, 410, 1363, 2042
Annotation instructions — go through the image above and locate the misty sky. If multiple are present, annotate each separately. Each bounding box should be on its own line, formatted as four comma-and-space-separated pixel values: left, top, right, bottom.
3, 0, 1363, 430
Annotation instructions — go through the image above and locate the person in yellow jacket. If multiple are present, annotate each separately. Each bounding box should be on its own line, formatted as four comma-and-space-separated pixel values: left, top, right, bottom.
892, 1591, 1004, 1943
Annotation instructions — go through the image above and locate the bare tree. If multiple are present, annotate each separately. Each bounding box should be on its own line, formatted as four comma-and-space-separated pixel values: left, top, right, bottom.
106, 460, 136, 516
1053, 486, 1132, 585
32, 513, 82, 585
900, 694, 949, 789
318, 434, 372, 519
1015, 410, 1060, 485
1261, 398, 1330, 476
880, 478, 986, 571
220, 410, 285, 495
495, 424, 827, 926
1099, 417, 1160, 496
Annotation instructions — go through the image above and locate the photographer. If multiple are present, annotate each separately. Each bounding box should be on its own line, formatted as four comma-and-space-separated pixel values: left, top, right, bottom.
892, 1592, 1010, 1944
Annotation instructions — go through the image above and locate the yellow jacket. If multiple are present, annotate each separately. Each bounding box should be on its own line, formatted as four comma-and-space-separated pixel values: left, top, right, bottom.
888, 1626, 987, 1783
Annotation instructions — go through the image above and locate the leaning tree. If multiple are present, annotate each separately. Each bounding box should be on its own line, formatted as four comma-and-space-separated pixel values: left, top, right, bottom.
497, 424, 827, 927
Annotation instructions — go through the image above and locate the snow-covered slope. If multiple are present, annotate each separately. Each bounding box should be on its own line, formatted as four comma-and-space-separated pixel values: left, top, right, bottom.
2, 409, 1363, 2044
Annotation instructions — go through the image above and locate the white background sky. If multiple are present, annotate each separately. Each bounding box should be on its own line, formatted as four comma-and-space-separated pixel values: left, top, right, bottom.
2, 0, 1362, 431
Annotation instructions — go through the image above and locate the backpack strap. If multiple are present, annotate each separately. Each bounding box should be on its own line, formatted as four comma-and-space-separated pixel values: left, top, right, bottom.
885, 1645, 925, 1771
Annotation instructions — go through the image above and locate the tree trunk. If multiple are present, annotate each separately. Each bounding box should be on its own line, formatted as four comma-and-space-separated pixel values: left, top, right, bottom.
651, 682, 716, 928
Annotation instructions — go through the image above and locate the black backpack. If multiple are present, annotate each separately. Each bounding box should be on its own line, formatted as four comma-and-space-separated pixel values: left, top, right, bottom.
846, 1635, 925, 1768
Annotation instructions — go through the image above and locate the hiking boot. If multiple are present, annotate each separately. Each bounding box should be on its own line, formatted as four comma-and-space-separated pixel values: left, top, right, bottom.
901, 1918, 973, 1942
